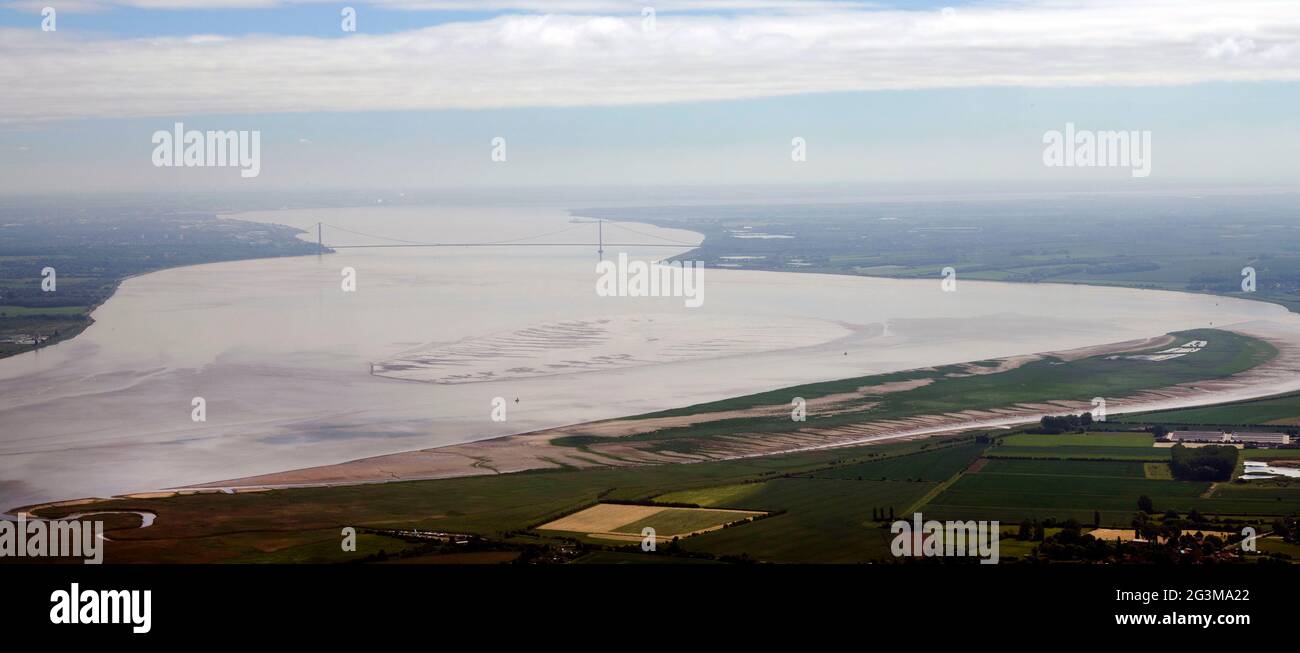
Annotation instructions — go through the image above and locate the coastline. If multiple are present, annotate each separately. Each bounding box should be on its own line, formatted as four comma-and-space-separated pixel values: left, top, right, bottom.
17, 324, 1298, 516
148, 326, 1296, 497
0, 213, 327, 362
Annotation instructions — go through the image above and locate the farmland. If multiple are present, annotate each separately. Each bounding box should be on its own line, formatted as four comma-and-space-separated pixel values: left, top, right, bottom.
1117, 391, 1300, 427
976, 458, 1149, 479
985, 432, 1171, 462
22, 360, 1300, 566
928, 429, 1300, 528
925, 464, 1209, 524
803, 442, 986, 482
673, 478, 929, 562
28, 434, 984, 564
536, 503, 764, 541
26, 419, 1300, 564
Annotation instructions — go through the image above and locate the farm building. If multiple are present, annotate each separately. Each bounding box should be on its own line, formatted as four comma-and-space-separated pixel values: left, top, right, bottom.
1169, 430, 1291, 445
1168, 430, 1230, 442
1231, 431, 1291, 445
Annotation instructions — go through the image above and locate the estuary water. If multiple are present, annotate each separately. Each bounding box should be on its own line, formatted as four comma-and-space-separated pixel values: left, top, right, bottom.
1, 203, 1297, 508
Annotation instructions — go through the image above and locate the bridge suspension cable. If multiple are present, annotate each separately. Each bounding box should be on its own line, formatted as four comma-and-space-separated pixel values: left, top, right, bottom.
315, 220, 699, 250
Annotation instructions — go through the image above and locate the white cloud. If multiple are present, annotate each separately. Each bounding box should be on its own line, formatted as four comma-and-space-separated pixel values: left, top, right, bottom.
3, 0, 1300, 122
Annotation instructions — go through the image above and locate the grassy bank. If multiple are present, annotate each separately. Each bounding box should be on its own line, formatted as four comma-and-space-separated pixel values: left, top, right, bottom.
555, 328, 1275, 454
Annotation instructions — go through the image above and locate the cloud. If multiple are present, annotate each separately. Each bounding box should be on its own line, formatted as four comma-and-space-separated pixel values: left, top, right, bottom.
3, 0, 1300, 122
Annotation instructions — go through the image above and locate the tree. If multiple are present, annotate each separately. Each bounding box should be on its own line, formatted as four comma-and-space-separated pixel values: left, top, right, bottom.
1169, 443, 1237, 481
1093, 510, 1101, 528
1138, 495, 1154, 514
1038, 413, 1087, 434
1152, 424, 1169, 439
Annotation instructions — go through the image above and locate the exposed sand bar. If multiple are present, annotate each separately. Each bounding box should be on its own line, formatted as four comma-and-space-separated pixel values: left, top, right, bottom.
190, 323, 1300, 492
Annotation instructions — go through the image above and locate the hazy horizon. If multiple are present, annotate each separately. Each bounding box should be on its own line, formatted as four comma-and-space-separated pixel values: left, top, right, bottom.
4, 0, 1300, 193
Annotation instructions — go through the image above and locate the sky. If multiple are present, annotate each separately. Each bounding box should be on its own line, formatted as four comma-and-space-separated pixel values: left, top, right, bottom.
1, 0, 1299, 193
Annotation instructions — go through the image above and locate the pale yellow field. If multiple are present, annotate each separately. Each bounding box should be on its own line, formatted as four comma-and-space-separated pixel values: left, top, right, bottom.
537, 503, 765, 541
537, 504, 666, 533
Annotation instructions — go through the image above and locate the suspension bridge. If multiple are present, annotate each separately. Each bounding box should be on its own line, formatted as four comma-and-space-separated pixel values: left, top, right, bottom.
315, 219, 697, 258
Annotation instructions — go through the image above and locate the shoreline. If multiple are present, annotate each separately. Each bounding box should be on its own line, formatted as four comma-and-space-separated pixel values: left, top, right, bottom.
57, 326, 1293, 508
0, 214, 328, 363
18, 325, 1294, 516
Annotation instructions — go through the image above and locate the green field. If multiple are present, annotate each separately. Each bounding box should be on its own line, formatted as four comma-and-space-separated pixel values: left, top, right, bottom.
983, 432, 1170, 461
0, 305, 85, 317
1118, 392, 1300, 426
1203, 486, 1300, 515
1143, 463, 1174, 480
34, 433, 982, 564
1257, 538, 1300, 559
651, 443, 991, 562
978, 458, 1148, 478
926, 470, 1209, 524
679, 478, 933, 562
612, 509, 757, 535
997, 432, 1155, 448
223, 532, 412, 564
806, 442, 986, 482
923, 449, 1300, 525
655, 483, 764, 507
986, 446, 1169, 462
